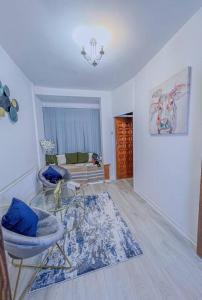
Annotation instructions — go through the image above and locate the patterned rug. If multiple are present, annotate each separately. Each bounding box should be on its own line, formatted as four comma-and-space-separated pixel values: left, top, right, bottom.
31, 192, 142, 292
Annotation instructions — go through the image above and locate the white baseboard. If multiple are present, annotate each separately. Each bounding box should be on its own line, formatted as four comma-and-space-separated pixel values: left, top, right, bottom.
88, 180, 104, 185
134, 188, 196, 248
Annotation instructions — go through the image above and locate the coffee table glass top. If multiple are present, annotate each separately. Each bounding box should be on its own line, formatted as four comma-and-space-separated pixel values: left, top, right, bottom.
30, 186, 75, 213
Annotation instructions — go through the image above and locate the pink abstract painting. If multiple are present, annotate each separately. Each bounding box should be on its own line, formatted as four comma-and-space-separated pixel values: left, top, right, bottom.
149, 67, 191, 135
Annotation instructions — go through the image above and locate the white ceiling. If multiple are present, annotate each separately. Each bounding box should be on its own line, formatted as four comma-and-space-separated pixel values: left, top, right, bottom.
0, 0, 201, 90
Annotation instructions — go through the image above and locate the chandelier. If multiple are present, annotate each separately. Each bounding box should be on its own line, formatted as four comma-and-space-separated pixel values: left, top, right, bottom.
81, 38, 104, 67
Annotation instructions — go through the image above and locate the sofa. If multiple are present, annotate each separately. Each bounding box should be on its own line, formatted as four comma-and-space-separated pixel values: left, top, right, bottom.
45, 152, 104, 184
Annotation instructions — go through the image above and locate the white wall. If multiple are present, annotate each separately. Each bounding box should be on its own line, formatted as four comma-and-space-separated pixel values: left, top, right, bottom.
0, 169, 39, 207
111, 78, 135, 116
33, 96, 45, 167
0, 45, 39, 202
111, 8, 202, 244
99, 93, 114, 177
34, 87, 115, 179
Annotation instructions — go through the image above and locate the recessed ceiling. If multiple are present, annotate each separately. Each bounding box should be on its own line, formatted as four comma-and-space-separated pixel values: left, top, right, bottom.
0, 0, 201, 90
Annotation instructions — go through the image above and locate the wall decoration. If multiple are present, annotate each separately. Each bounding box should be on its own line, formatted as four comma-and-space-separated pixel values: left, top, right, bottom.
11, 99, 19, 112
3, 85, 10, 97
9, 106, 18, 122
0, 95, 10, 112
0, 80, 19, 122
0, 107, 5, 117
149, 67, 191, 135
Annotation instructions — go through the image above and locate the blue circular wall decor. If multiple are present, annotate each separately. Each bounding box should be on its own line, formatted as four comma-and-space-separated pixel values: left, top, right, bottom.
0, 95, 11, 112
0, 86, 4, 97
3, 85, 10, 97
11, 99, 19, 112
0, 80, 19, 122
9, 106, 18, 123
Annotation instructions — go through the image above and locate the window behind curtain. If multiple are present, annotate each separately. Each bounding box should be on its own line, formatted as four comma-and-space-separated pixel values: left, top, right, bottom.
43, 107, 101, 154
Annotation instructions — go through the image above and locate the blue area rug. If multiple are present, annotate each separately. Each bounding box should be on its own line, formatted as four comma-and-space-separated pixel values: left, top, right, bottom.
31, 192, 142, 292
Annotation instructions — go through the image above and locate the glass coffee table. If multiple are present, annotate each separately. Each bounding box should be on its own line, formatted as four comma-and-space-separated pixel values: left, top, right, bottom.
30, 183, 86, 233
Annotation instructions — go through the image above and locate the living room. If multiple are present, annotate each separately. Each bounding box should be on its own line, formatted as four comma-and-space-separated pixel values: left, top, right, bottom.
0, 1, 202, 300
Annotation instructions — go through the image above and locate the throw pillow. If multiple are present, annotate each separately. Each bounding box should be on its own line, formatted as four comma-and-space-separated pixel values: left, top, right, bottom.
65, 153, 78, 164
78, 152, 89, 163
1, 198, 39, 237
45, 154, 57, 165
42, 166, 62, 184
56, 154, 66, 165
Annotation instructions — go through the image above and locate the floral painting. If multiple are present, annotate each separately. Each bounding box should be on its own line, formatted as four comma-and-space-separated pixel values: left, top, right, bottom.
149, 67, 191, 135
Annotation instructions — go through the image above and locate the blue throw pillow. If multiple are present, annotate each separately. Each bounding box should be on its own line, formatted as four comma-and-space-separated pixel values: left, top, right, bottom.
1, 198, 38, 237
42, 166, 62, 184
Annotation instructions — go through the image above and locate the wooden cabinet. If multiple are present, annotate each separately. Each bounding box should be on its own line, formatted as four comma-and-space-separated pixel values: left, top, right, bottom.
104, 164, 110, 180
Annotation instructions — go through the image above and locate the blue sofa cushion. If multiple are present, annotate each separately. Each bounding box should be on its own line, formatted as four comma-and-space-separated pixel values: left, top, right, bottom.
42, 166, 62, 184
1, 198, 38, 237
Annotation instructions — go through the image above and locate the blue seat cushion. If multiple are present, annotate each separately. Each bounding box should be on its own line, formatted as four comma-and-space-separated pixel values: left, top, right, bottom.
1, 198, 38, 237
42, 166, 62, 184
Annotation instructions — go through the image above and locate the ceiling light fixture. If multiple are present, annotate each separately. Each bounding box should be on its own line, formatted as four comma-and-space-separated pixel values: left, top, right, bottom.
81, 38, 104, 67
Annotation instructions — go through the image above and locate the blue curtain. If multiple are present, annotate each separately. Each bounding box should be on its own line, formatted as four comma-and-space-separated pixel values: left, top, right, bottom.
43, 107, 101, 154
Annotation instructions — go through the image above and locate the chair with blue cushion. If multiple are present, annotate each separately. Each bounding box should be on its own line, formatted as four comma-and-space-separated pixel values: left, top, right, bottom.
0, 202, 71, 300
38, 165, 72, 190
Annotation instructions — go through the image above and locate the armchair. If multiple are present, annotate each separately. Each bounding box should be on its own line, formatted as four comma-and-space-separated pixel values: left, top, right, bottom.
38, 165, 72, 189
1, 206, 71, 300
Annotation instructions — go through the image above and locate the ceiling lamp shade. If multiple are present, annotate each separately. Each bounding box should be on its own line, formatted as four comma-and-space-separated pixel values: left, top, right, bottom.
81, 38, 104, 67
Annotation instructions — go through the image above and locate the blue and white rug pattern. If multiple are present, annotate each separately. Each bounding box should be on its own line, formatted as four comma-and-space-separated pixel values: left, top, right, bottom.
31, 192, 142, 292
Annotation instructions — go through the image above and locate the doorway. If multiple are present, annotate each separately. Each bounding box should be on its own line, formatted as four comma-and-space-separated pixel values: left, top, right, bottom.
115, 113, 133, 180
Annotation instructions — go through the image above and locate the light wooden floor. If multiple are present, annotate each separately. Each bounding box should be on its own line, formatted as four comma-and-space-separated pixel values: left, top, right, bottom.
8, 180, 202, 300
